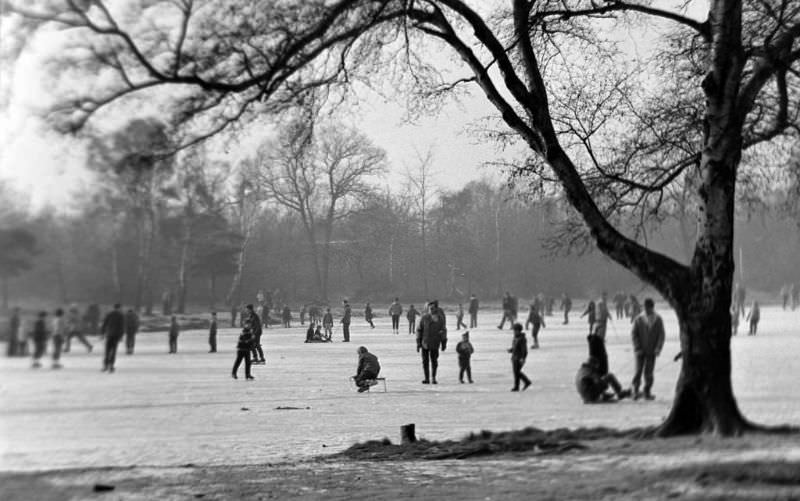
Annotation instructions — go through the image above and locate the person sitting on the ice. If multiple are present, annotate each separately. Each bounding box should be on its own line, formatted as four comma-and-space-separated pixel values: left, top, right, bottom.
305, 322, 315, 342
353, 346, 381, 392
575, 356, 631, 403
314, 324, 327, 341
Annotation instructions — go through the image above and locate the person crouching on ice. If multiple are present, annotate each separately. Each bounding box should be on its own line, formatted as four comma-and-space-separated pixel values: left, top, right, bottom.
353, 346, 380, 393
575, 356, 631, 403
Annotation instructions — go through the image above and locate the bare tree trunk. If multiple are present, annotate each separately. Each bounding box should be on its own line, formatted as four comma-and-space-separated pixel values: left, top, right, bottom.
176, 220, 192, 314
111, 240, 122, 301
209, 272, 216, 311
135, 220, 146, 312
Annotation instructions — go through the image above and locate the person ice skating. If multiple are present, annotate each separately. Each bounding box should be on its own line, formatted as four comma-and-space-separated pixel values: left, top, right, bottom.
746, 301, 760, 335
456, 332, 474, 384
575, 356, 631, 403
31, 311, 48, 368
560, 293, 572, 325
323, 307, 334, 339
594, 292, 611, 339
417, 300, 447, 384
282, 305, 292, 328
365, 302, 375, 328
468, 293, 479, 328
525, 304, 545, 349
168, 315, 180, 353
232, 324, 255, 380
101, 304, 125, 373
245, 304, 265, 364
630, 298, 665, 401
64, 305, 92, 353
456, 303, 467, 330
124, 308, 139, 355
389, 298, 402, 334
208, 312, 218, 352
508, 323, 531, 391
341, 300, 352, 342
497, 291, 516, 329
7, 307, 21, 357
407, 304, 419, 335
51, 308, 65, 369
353, 346, 381, 392
581, 301, 596, 335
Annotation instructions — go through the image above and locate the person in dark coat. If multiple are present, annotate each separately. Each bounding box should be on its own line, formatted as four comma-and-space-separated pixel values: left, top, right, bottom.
560, 293, 572, 325
468, 294, 479, 328
525, 304, 545, 349
406, 304, 419, 335
497, 291, 515, 330
246, 304, 265, 364
353, 346, 381, 392
416, 300, 447, 384
124, 309, 139, 355
575, 356, 631, 403
31, 311, 48, 368
364, 303, 375, 328
587, 332, 609, 376
341, 300, 352, 342
85, 303, 101, 335
282, 305, 292, 328
232, 325, 255, 380
388, 298, 402, 334
630, 298, 665, 400
168, 315, 180, 353
746, 301, 760, 335
101, 304, 125, 372
455, 331, 474, 384
7, 307, 21, 357
208, 312, 218, 352
508, 323, 531, 391
581, 301, 596, 335
305, 322, 315, 342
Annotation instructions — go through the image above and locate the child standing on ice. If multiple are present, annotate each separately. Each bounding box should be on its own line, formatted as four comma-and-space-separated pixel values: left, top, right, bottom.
456, 331, 474, 383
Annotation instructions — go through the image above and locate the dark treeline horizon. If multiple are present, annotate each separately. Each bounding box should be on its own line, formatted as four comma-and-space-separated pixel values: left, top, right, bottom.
3, 177, 798, 314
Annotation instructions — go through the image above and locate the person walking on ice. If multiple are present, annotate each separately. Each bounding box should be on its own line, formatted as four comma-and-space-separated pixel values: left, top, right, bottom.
406, 304, 419, 335
389, 298, 402, 335
168, 315, 180, 353
525, 303, 545, 349
508, 323, 531, 391
456, 331, 474, 384
456, 303, 467, 330
746, 301, 760, 335
630, 298, 665, 401
416, 300, 447, 385
208, 311, 218, 352
232, 324, 255, 380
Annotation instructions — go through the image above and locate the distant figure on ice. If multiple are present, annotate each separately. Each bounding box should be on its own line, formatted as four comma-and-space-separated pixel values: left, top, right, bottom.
208, 312, 218, 353
731, 307, 740, 336
168, 316, 180, 353
65, 304, 92, 353
341, 300, 352, 342
323, 307, 334, 339
305, 322, 316, 342
31, 311, 48, 369
101, 304, 125, 373
85, 303, 101, 335
456, 331, 474, 384
51, 308, 65, 369
525, 304, 545, 349
630, 298, 665, 401
575, 356, 631, 404
282, 305, 292, 328
733, 283, 747, 318
508, 323, 531, 391
124, 308, 139, 355
417, 300, 447, 385
746, 301, 760, 335
456, 303, 468, 330
627, 295, 642, 322
581, 301, 596, 335
407, 304, 419, 335
498, 291, 516, 330
300, 304, 307, 325
353, 346, 381, 393
232, 324, 254, 380
6, 307, 21, 357
594, 292, 611, 339
364, 302, 375, 329
560, 293, 572, 325
388, 298, 403, 335
468, 293, 479, 328
246, 304, 265, 364
613, 292, 626, 319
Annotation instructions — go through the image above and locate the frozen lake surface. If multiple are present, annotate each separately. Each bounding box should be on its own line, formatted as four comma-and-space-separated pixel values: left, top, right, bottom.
1, 306, 798, 471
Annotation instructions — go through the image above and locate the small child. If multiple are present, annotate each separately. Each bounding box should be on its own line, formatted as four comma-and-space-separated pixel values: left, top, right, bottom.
232, 326, 255, 380
456, 332, 474, 383
168, 316, 179, 353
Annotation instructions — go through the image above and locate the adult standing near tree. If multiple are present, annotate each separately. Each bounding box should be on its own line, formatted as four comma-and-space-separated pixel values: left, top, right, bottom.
416, 300, 447, 384
282, 305, 292, 328
246, 304, 265, 364
341, 300, 352, 342
388, 298, 402, 335
630, 298, 665, 401
208, 311, 218, 353
508, 323, 531, 392
406, 304, 419, 335
468, 293, 479, 328
101, 304, 125, 373
746, 301, 760, 336
31, 311, 49, 369
6, 307, 21, 357
124, 308, 139, 355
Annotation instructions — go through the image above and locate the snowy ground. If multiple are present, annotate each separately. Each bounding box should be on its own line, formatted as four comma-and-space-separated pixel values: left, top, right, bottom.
1, 306, 798, 472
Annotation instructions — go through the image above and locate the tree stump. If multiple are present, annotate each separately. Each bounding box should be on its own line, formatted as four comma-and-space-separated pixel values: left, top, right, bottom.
401, 423, 416, 444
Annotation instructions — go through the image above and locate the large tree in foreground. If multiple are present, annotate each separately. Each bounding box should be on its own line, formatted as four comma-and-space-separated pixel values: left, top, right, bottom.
5, 0, 799, 435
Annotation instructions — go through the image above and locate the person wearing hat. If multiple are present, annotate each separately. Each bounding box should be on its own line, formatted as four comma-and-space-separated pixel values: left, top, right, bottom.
100, 304, 125, 373
353, 346, 381, 392
455, 331, 474, 383
508, 323, 531, 391
341, 300, 352, 342
416, 300, 447, 384
575, 356, 632, 403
